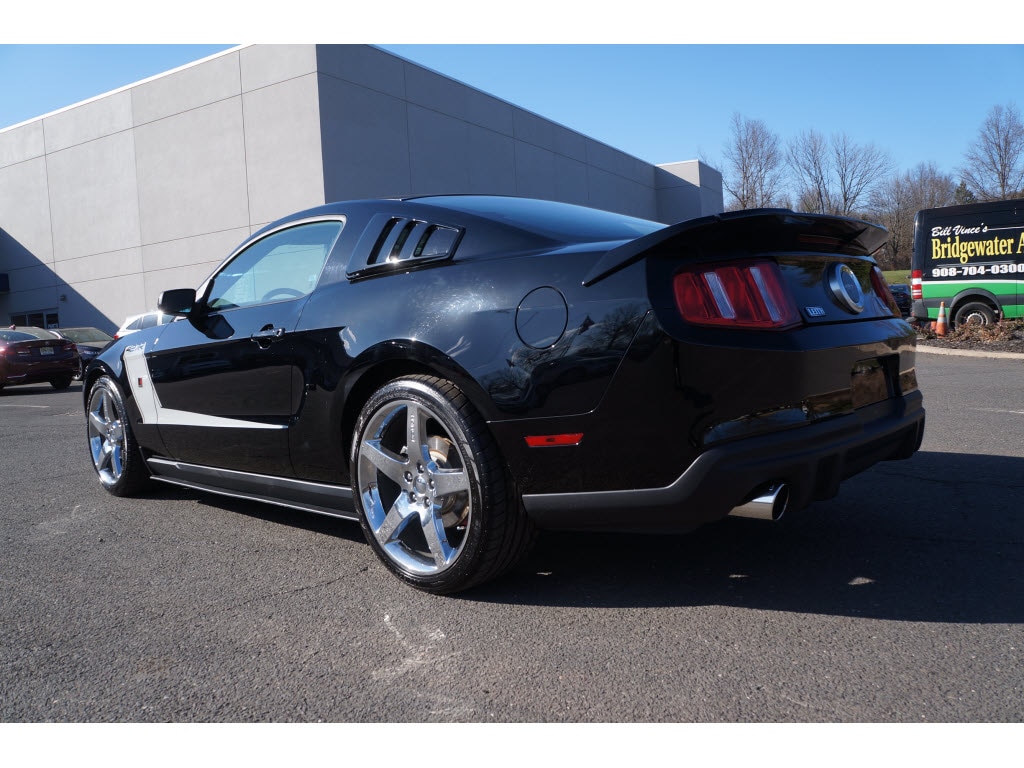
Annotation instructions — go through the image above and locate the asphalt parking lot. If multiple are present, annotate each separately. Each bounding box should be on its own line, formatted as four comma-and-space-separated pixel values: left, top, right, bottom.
1, 353, 1022, 723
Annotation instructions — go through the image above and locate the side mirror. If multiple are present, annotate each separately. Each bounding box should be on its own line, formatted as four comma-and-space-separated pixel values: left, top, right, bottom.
158, 288, 197, 316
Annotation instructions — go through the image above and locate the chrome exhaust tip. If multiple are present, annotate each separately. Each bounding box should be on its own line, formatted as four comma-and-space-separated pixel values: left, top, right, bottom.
728, 482, 789, 522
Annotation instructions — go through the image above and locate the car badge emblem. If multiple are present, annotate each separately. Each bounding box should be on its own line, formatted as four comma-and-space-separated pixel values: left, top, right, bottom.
827, 264, 864, 314
805, 306, 826, 317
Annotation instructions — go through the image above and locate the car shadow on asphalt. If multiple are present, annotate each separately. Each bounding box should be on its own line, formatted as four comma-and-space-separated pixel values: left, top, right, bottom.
142, 450, 1024, 622
147, 485, 366, 545
470, 450, 1024, 621
0, 382, 84, 397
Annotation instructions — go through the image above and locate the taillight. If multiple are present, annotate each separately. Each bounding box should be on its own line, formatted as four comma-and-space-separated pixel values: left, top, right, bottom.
870, 266, 901, 316
910, 269, 923, 300
673, 260, 800, 329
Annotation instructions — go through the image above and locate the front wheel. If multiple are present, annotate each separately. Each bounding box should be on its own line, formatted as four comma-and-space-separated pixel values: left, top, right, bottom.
86, 375, 150, 496
352, 375, 534, 594
953, 301, 996, 328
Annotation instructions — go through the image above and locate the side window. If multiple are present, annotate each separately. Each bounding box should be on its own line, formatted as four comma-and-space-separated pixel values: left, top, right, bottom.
414, 225, 459, 259
206, 220, 344, 311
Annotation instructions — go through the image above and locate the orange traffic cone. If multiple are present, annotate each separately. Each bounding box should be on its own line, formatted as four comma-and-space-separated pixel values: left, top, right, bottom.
936, 301, 948, 336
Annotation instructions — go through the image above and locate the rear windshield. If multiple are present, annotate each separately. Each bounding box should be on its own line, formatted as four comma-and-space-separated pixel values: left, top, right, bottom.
0, 328, 57, 343
412, 196, 664, 243
59, 328, 113, 343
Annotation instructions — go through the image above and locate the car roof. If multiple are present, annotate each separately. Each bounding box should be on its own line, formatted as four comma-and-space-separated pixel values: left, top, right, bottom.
256, 195, 665, 246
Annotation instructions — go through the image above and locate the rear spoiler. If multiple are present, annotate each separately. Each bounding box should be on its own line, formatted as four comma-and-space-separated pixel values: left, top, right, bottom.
582, 209, 889, 287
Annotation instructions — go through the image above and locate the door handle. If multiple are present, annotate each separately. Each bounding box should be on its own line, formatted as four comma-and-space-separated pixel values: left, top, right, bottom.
250, 326, 285, 345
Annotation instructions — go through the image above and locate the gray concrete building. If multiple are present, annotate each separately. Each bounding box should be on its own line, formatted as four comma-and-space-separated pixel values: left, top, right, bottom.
0, 44, 723, 332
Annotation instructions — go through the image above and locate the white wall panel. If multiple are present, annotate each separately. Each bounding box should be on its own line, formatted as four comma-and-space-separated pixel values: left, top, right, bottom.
0, 121, 45, 168
243, 74, 325, 226
132, 51, 241, 125
134, 98, 249, 244
0, 156, 53, 266
47, 131, 140, 261
43, 91, 133, 153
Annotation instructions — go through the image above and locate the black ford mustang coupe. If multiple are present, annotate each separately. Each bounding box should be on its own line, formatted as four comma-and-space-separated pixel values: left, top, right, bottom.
84, 196, 924, 593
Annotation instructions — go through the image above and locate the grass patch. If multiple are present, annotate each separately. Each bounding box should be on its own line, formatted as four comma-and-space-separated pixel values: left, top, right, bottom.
882, 270, 911, 285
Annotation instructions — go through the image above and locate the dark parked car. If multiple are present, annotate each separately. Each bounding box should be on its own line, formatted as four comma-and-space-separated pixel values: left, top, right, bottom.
889, 283, 912, 317
50, 327, 114, 379
1, 326, 80, 393
83, 196, 925, 593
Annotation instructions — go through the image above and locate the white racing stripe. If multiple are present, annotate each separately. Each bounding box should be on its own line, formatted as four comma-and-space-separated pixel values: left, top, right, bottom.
122, 344, 285, 430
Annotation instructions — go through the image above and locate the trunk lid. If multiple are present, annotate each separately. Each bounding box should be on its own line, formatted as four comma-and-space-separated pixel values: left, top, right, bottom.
585, 208, 897, 326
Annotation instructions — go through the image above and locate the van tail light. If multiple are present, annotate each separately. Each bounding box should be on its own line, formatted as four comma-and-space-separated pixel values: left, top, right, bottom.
870, 266, 901, 316
673, 260, 800, 329
911, 270, 923, 300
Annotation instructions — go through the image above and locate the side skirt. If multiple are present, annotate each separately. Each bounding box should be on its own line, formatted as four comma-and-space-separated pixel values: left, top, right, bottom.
146, 457, 358, 521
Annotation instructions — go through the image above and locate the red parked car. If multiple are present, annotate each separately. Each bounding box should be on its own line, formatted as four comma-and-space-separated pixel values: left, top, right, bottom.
0, 326, 80, 393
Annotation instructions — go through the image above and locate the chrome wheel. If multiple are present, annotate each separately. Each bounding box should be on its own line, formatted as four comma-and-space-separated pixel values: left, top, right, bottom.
357, 398, 472, 577
353, 375, 535, 593
88, 383, 128, 488
86, 375, 149, 495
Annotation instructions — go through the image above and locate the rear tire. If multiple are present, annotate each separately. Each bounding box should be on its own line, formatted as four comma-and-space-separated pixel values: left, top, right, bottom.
953, 301, 996, 328
50, 375, 73, 390
86, 375, 150, 496
352, 375, 534, 594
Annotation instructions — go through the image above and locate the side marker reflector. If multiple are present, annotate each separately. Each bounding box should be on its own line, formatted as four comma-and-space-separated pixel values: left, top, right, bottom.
524, 433, 584, 448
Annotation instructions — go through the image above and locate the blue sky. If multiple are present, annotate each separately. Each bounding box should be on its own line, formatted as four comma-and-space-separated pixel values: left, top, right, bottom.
1, 41, 1021, 182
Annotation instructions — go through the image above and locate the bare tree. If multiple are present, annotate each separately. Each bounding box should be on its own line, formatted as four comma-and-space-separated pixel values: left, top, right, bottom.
721, 113, 785, 210
832, 134, 894, 216
869, 163, 956, 270
959, 103, 1024, 201
788, 131, 893, 216
868, 174, 914, 271
910, 163, 957, 211
787, 130, 832, 214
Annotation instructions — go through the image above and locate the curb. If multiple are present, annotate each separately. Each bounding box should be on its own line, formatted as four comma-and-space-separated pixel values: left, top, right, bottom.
916, 345, 1024, 360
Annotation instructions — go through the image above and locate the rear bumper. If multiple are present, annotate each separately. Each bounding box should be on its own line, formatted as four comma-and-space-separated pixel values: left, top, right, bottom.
521, 390, 924, 532
1, 359, 79, 385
